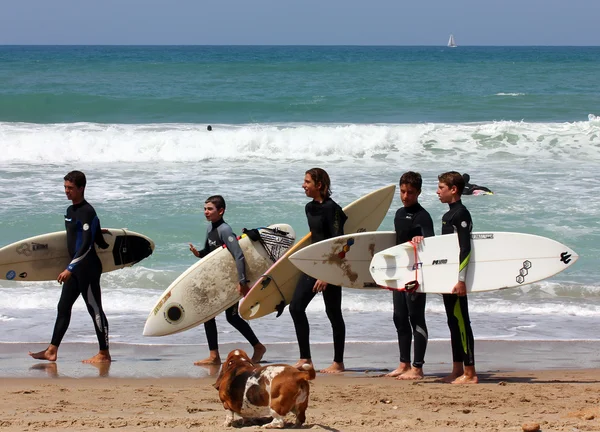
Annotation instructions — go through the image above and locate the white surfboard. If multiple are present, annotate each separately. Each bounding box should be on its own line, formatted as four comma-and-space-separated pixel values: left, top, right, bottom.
370, 232, 579, 293
239, 185, 396, 320
143, 224, 295, 337
289, 231, 397, 289
0, 229, 155, 282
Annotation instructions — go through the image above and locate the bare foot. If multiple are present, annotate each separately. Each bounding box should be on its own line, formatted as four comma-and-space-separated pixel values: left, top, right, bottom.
320, 362, 345, 374
82, 350, 111, 364
440, 372, 462, 383
385, 363, 411, 377
293, 359, 314, 370
194, 356, 221, 366
439, 362, 464, 383
396, 367, 424, 380
251, 343, 267, 363
28, 345, 58, 362
452, 373, 479, 384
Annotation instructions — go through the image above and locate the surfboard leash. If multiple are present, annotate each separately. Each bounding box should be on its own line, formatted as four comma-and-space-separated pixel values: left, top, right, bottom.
384, 240, 420, 293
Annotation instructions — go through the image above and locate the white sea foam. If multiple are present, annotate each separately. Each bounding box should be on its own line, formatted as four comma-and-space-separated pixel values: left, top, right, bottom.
1, 119, 599, 164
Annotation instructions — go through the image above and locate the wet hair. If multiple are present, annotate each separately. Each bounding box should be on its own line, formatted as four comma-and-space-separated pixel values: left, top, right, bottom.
462, 173, 471, 183
399, 171, 423, 191
64, 170, 86, 189
205, 195, 226, 210
207, 125, 212, 131
438, 171, 465, 195
305, 168, 332, 198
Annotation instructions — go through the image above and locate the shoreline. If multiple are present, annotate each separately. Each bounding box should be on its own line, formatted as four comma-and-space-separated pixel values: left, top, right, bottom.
2, 339, 600, 379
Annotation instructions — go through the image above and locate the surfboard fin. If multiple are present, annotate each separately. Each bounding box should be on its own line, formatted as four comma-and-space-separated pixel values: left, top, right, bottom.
275, 300, 286, 318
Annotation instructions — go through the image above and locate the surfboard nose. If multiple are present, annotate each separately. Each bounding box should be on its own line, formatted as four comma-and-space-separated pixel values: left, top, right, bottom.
142, 317, 159, 337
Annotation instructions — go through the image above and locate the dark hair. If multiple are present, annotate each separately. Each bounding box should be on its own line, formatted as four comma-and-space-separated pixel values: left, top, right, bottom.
205, 195, 226, 210
64, 170, 86, 189
305, 168, 332, 198
462, 173, 470, 183
207, 125, 212, 131
399, 171, 422, 191
438, 171, 465, 195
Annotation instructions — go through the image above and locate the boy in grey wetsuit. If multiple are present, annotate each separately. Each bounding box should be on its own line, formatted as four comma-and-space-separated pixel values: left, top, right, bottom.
188, 195, 266, 365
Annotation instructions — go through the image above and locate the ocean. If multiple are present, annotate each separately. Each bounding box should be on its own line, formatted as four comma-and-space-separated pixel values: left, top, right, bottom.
1, 46, 599, 368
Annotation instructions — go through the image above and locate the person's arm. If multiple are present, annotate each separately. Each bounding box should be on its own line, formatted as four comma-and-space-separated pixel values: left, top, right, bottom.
219, 225, 249, 294
452, 209, 472, 295
409, 210, 435, 243
66, 208, 98, 272
190, 226, 210, 258
323, 202, 347, 238
59, 207, 97, 283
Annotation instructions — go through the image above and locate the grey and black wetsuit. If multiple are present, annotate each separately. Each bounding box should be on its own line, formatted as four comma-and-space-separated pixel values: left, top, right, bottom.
441, 200, 475, 367
290, 198, 348, 363
196, 219, 260, 351
51, 200, 110, 350
393, 203, 434, 368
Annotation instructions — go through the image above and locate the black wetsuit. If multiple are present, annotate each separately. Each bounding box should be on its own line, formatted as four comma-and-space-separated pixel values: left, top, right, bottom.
290, 198, 348, 363
393, 203, 434, 368
197, 219, 260, 351
51, 200, 110, 350
463, 182, 492, 195
441, 200, 475, 367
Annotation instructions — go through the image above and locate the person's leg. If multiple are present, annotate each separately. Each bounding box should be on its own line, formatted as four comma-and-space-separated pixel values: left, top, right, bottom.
225, 302, 266, 362
441, 294, 465, 382
29, 276, 80, 361
80, 268, 111, 363
451, 295, 477, 384
289, 274, 317, 369
387, 290, 412, 377
195, 318, 221, 365
398, 292, 427, 380
321, 284, 345, 374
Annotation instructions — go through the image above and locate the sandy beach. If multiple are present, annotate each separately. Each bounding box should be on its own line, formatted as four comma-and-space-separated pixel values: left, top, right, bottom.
0, 341, 599, 431
2, 370, 600, 431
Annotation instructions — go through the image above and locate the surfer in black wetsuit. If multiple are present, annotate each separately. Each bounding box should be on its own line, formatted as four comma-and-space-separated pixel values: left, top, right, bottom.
289, 168, 348, 374
437, 171, 478, 384
386, 172, 434, 380
188, 195, 266, 366
29, 170, 112, 364
462, 173, 493, 195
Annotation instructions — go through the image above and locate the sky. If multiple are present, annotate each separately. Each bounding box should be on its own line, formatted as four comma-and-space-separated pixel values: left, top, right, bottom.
1, 0, 599, 46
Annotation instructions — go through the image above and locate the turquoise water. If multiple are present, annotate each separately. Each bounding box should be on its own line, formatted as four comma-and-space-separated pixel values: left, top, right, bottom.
0, 46, 599, 351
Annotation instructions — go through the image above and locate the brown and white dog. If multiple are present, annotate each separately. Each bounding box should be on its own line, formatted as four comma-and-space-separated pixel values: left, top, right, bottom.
213, 349, 316, 428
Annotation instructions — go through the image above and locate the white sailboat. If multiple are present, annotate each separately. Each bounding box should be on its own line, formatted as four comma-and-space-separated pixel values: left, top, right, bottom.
447, 34, 457, 48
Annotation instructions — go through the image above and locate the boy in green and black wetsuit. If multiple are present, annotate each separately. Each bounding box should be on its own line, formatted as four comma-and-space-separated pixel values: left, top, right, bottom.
437, 171, 478, 384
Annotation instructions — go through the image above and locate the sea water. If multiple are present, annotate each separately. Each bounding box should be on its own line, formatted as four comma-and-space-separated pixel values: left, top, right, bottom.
1, 46, 599, 353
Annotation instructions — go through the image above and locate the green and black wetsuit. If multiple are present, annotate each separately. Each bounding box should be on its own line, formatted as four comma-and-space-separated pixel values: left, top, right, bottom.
441, 200, 475, 366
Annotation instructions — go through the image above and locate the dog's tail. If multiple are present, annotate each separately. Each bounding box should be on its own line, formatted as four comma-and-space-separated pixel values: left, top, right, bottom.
298, 362, 316, 381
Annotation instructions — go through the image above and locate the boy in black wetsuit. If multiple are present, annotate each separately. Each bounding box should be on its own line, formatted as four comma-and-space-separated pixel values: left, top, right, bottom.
290, 168, 348, 374
188, 195, 266, 366
387, 172, 434, 380
437, 171, 478, 384
29, 170, 111, 364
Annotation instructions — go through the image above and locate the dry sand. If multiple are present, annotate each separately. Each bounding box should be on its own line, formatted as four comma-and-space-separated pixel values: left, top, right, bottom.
1, 368, 600, 431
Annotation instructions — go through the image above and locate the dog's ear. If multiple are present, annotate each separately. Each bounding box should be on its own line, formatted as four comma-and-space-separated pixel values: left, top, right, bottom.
213, 364, 225, 389
213, 353, 238, 389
